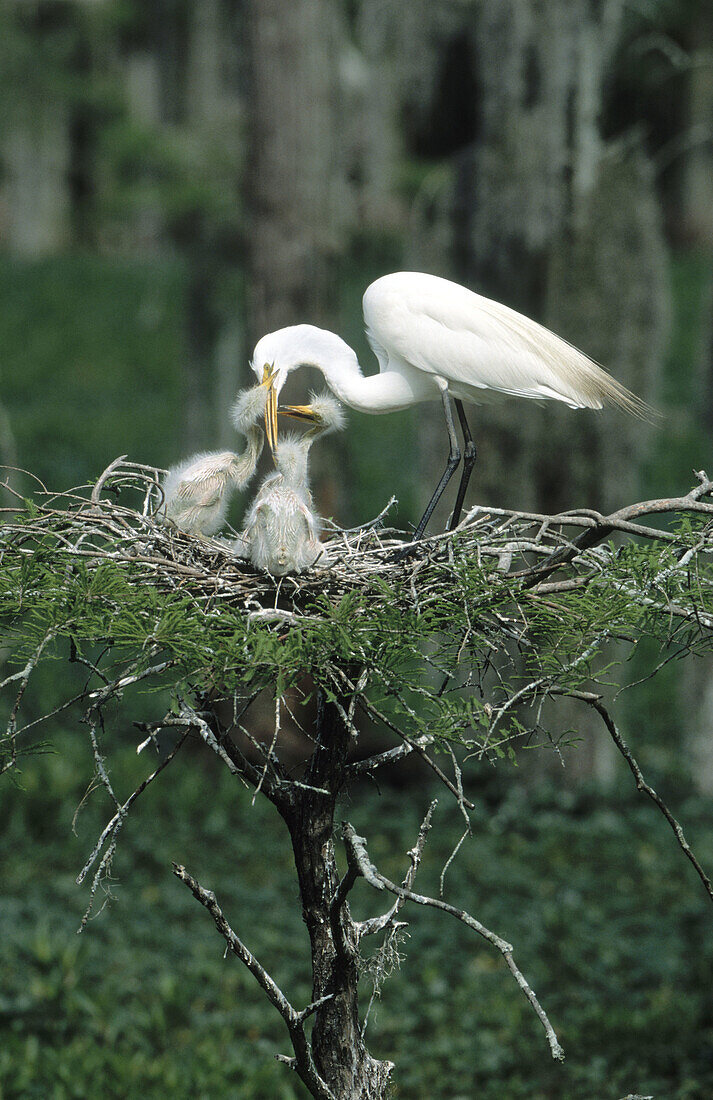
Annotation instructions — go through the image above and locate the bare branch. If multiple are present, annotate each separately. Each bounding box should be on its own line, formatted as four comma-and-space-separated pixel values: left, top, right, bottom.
342, 822, 565, 1063
87, 659, 174, 705
253, 694, 283, 802
83, 710, 121, 811
355, 804, 438, 1037
354, 693, 475, 809
173, 863, 336, 1100
572, 691, 713, 906
515, 477, 713, 586
75, 730, 189, 931
356, 799, 438, 939
90, 455, 129, 504
0, 629, 56, 774
439, 826, 469, 899
348, 735, 436, 776
175, 701, 252, 790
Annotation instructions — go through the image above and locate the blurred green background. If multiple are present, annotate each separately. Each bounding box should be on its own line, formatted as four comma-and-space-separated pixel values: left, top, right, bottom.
1, 1, 713, 1097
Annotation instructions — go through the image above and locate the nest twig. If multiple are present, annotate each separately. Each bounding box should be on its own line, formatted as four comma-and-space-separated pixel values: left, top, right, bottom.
0, 459, 711, 629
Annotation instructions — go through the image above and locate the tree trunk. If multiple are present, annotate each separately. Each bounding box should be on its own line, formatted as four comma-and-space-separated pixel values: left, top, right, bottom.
244, 0, 349, 341
186, 0, 223, 128
354, 0, 406, 232
281, 691, 393, 1099
682, 4, 713, 247
3, 100, 70, 256
121, 53, 164, 253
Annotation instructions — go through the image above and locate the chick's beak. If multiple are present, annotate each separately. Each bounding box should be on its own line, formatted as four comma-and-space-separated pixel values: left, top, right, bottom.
278, 403, 321, 424
260, 364, 279, 454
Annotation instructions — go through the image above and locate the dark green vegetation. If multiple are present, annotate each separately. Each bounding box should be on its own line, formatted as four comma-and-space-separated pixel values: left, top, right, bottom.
2, 741, 713, 1100
1, 255, 186, 489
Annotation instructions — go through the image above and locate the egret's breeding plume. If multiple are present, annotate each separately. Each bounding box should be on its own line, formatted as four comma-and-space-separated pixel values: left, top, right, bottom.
249, 271, 652, 542
237, 393, 345, 575
161, 383, 269, 537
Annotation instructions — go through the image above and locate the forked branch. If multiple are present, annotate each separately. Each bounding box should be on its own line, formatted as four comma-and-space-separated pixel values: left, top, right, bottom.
341, 822, 565, 1063
172, 863, 336, 1100
76, 728, 189, 931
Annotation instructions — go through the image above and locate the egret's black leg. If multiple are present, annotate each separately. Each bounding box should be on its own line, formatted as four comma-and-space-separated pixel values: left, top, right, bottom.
448, 400, 477, 530
408, 388, 461, 545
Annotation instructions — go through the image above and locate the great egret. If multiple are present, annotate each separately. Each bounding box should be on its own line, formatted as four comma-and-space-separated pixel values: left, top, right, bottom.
162, 382, 269, 536
250, 271, 650, 541
237, 393, 345, 575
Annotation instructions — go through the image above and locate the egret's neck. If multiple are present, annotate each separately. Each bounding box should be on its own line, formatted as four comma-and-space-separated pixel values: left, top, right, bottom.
279, 328, 428, 413
322, 363, 425, 414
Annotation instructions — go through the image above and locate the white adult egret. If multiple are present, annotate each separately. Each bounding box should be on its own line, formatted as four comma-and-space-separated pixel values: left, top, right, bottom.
238, 393, 345, 575
251, 271, 650, 541
161, 382, 269, 537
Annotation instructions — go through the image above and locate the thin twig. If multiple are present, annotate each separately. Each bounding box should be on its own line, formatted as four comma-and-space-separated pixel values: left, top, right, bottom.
348, 735, 436, 776
75, 731, 189, 931
354, 694, 475, 810
357, 802, 437, 1036
0, 630, 56, 774
572, 690, 713, 906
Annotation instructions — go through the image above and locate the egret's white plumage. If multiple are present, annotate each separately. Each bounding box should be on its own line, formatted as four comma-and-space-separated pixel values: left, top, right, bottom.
362, 273, 648, 414
249, 271, 650, 539
237, 393, 344, 575
251, 271, 648, 415
161, 384, 268, 537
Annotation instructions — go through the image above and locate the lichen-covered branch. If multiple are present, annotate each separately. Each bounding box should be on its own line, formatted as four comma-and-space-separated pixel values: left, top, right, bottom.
76, 728, 189, 931
341, 822, 566, 1063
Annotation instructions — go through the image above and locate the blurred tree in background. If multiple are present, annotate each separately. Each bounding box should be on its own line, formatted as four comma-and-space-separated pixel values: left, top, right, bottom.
1, 0, 712, 1096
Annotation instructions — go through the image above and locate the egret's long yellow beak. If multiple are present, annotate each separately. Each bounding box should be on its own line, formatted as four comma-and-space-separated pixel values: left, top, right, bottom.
261, 364, 279, 454
278, 403, 320, 424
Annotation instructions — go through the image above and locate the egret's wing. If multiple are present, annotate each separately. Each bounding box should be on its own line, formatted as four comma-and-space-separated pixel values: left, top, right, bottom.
363, 272, 648, 414
169, 452, 237, 499
294, 496, 320, 539
175, 477, 225, 508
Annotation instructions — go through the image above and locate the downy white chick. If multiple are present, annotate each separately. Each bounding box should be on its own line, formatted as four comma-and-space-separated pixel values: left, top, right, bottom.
161, 383, 269, 537
238, 392, 345, 574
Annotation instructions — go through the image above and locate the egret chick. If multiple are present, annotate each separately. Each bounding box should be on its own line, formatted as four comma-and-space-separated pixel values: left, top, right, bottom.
161, 383, 269, 537
238, 393, 344, 575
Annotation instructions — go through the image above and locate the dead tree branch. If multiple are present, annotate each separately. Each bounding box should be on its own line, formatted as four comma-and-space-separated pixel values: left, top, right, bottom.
0, 629, 56, 774
341, 822, 565, 1063
571, 690, 713, 906
76, 729, 189, 931
173, 863, 336, 1100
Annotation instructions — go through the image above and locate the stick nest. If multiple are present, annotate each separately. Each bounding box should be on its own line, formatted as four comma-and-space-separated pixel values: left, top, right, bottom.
2, 458, 712, 626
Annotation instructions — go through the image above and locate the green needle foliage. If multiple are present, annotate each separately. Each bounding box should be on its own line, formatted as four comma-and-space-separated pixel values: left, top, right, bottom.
1, 459, 712, 1098
1, 463, 712, 771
